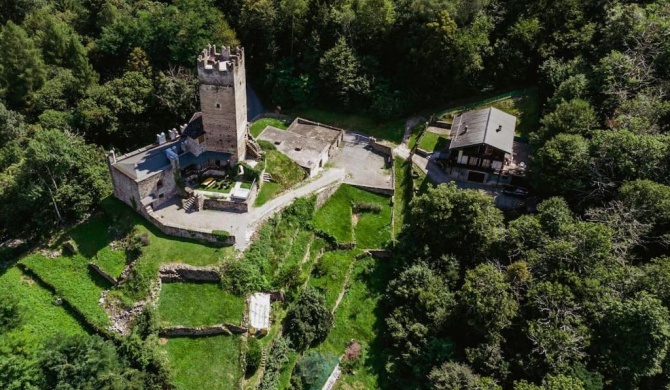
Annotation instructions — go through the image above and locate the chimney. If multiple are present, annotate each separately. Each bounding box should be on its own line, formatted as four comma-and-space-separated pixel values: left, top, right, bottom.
157, 133, 166, 145
169, 129, 177, 140
109, 150, 116, 164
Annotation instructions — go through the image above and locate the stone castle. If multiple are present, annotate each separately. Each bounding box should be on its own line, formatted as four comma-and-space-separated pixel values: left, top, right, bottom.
107, 45, 253, 213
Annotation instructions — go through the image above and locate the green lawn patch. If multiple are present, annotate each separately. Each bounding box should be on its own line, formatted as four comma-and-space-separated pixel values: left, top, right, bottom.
91, 247, 126, 279
158, 283, 245, 326
393, 157, 412, 237
20, 252, 111, 329
313, 187, 353, 243
162, 335, 243, 390
418, 131, 449, 153
0, 267, 87, 341
308, 250, 358, 309
240, 181, 253, 190
407, 122, 425, 149
286, 108, 405, 144
197, 178, 234, 194
250, 118, 289, 138
255, 182, 281, 207
313, 256, 391, 389
255, 151, 305, 207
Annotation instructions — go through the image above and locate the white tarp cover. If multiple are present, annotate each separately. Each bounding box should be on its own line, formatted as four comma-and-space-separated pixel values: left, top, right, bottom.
249, 293, 271, 329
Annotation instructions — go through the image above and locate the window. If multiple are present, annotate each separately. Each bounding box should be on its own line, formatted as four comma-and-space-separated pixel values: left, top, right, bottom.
159, 193, 164, 199
215, 103, 221, 109
157, 180, 163, 189
198, 135, 205, 144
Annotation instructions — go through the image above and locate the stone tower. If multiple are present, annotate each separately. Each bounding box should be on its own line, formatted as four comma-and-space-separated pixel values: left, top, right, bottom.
197, 45, 247, 162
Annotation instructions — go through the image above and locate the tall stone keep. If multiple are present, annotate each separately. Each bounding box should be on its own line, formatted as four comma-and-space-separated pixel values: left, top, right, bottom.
197, 45, 247, 162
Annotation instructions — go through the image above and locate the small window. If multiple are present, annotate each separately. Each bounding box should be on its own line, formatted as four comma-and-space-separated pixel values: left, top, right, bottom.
198, 135, 205, 144
159, 193, 164, 199
157, 180, 163, 189
294, 147, 302, 151
274, 141, 281, 145
215, 103, 221, 109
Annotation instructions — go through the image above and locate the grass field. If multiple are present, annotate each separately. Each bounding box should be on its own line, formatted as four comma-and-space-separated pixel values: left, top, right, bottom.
314, 185, 391, 247
308, 250, 358, 309
20, 251, 112, 329
313, 256, 390, 389
417, 131, 449, 153
250, 118, 289, 138
255, 151, 305, 207
162, 335, 243, 390
286, 108, 405, 144
0, 267, 87, 340
91, 247, 126, 279
158, 283, 245, 326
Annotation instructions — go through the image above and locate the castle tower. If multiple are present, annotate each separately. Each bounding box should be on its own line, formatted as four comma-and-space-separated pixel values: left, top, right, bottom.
197, 44, 247, 162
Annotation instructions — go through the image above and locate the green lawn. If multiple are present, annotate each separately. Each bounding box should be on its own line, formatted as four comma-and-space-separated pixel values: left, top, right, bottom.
308, 250, 358, 309
278, 231, 314, 275
407, 123, 425, 150
162, 335, 243, 390
20, 252, 112, 330
313, 256, 390, 389
0, 267, 87, 341
286, 108, 405, 144
240, 181, 253, 190
91, 247, 126, 279
393, 157, 412, 238
255, 151, 305, 207
417, 131, 449, 153
250, 118, 289, 138
313, 186, 353, 243
313, 185, 391, 247
158, 283, 245, 326
197, 178, 234, 194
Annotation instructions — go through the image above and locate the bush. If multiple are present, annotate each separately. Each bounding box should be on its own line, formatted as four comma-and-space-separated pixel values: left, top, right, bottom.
221, 260, 267, 295
258, 140, 277, 151
352, 201, 382, 213
62, 239, 79, 255
284, 288, 333, 350
125, 230, 150, 261
259, 337, 292, 390
0, 292, 23, 331
212, 230, 230, 242
246, 337, 262, 376
283, 197, 316, 228
341, 341, 366, 373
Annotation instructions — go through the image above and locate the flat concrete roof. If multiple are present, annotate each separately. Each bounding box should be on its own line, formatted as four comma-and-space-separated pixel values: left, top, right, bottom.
287, 118, 342, 145
257, 127, 330, 170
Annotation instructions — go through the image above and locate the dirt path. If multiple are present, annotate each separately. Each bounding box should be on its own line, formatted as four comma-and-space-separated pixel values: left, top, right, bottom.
331, 260, 356, 314
402, 116, 422, 145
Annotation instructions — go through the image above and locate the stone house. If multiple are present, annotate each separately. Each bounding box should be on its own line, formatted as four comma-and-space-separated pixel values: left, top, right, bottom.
256, 118, 344, 177
107, 45, 250, 212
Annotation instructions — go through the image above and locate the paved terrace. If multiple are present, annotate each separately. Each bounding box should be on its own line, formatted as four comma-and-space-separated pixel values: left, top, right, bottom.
152, 168, 346, 250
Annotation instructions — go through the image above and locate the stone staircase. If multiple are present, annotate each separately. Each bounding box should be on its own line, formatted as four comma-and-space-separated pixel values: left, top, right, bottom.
246, 138, 262, 160
182, 195, 196, 211
262, 173, 273, 183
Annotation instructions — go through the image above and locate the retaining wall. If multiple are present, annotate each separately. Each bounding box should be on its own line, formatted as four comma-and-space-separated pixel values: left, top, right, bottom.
88, 263, 118, 285
143, 206, 235, 246
159, 323, 246, 337
158, 263, 221, 282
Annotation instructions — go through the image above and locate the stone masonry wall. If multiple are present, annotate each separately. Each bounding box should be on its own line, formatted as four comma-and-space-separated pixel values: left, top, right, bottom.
159, 324, 246, 337
203, 198, 249, 213
158, 263, 221, 282
137, 168, 178, 210
143, 207, 236, 246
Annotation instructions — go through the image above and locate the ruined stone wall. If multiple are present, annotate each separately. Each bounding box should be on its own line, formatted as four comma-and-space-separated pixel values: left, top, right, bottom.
158, 264, 221, 282
203, 198, 249, 213
315, 183, 341, 208
88, 263, 118, 285
159, 324, 246, 337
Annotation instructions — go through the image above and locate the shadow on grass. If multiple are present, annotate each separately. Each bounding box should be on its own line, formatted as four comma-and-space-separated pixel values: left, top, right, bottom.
356, 256, 394, 389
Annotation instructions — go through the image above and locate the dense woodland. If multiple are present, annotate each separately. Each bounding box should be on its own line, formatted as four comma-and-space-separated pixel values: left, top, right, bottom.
2, 0, 670, 389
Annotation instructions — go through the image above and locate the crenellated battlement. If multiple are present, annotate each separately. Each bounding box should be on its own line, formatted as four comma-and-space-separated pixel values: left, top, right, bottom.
197, 44, 244, 86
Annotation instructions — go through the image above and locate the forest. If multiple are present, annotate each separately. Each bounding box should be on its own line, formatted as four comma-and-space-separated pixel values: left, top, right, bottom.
2, 0, 670, 389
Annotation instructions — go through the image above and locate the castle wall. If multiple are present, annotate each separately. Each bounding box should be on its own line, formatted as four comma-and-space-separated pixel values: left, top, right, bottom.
109, 163, 141, 210
137, 167, 178, 209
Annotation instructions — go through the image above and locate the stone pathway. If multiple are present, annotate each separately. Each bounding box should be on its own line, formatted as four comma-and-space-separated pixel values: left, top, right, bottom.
152, 168, 346, 250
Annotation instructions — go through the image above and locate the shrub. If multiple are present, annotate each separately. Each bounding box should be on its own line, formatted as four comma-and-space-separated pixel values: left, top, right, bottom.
259, 337, 292, 390
352, 201, 382, 213
221, 260, 267, 295
212, 230, 230, 242
0, 292, 23, 331
125, 230, 150, 261
284, 288, 333, 350
258, 140, 277, 151
246, 337, 262, 376
341, 341, 366, 373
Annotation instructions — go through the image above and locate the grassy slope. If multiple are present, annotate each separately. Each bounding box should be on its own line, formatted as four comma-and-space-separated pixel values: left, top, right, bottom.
393, 157, 411, 238
158, 283, 245, 326
307, 250, 359, 309
285, 108, 405, 144
250, 118, 289, 138
0, 267, 87, 340
313, 186, 353, 243
314, 185, 391, 248
255, 151, 305, 207
418, 131, 449, 153
162, 335, 243, 390
314, 256, 391, 389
